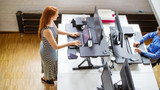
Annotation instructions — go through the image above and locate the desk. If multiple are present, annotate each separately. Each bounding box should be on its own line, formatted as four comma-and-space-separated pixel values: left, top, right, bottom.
58, 14, 159, 90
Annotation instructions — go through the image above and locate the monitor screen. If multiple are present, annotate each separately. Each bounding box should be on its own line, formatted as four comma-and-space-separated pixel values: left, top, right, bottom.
101, 62, 114, 90
82, 25, 90, 46
115, 11, 123, 48
120, 59, 135, 90
94, 6, 103, 45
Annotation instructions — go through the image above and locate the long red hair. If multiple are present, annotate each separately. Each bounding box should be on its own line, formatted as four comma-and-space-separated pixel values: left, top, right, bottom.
38, 6, 58, 40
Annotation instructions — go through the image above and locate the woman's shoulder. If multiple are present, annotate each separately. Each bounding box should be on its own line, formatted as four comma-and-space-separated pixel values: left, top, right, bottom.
43, 26, 52, 30
42, 25, 57, 35
43, 28, 52, 34
44, 26, 56, 31
147, 31, 157, 36
42, 26, 53, 32
43, 28, 53, 38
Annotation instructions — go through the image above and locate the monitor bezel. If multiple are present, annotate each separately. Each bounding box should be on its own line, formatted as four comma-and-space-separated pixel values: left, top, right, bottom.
94, 6, 104, 45
115, 11, 123, 48
101, 62, 114, 90
120, 59, 135, 90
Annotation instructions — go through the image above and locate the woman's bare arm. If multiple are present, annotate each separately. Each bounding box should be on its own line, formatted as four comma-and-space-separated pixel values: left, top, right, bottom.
43, 29, 81, 50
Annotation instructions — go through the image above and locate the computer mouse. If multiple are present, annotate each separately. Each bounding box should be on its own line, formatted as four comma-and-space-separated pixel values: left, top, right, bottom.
129, 58, 138, 61
88, 40, 92, 47
81, 25, 85, 30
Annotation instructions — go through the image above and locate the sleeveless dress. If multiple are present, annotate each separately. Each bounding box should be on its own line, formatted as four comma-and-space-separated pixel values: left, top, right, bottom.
40, 26, 58, 80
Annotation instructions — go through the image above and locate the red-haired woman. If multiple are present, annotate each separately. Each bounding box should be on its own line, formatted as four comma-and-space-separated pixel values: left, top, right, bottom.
38, 6, 81, 85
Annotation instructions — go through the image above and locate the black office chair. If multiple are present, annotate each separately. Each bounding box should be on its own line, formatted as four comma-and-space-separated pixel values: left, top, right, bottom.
152, 58, 160, 67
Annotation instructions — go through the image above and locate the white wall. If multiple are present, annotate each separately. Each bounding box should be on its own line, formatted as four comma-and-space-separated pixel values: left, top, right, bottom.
148, 0, 160, 26
0, 0, 153, 32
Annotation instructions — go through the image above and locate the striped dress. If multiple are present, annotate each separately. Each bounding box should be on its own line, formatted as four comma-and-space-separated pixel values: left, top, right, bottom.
40, 26, 58, 80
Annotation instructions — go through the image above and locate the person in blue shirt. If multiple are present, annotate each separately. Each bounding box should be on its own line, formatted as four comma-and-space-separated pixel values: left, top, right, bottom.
133, 26, 160, 67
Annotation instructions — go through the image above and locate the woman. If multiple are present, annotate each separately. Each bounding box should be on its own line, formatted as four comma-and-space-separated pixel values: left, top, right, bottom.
38, 6, 81, 85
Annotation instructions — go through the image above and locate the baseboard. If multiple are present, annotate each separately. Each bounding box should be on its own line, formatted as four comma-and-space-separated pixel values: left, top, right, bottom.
0, 31, 19, 33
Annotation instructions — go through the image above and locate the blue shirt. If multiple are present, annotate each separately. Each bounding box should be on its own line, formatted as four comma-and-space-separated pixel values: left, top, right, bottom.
139, 31, 160, 60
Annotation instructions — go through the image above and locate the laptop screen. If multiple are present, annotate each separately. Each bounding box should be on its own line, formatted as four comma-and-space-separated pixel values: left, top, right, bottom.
82, 25, 90, 46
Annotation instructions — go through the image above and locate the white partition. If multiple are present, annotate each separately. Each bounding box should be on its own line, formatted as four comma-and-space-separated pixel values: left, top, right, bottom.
149, 0, 160, 26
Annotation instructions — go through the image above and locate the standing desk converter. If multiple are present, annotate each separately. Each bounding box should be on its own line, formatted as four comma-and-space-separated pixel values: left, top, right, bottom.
109, 26, 150, 64
65, 16, 110, 70
66, 17, 110, 57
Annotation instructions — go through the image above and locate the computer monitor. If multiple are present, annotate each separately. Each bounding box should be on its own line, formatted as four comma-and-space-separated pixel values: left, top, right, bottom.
94, 6, 100, 18
114, 11, 123, 48
101, 62, 114, 90
94, 6, 104, 45
82, 25, 90, 46
120, 59, 135, 90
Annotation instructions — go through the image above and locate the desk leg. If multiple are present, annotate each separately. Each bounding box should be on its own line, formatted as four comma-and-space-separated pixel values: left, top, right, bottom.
73, 57, 103, 70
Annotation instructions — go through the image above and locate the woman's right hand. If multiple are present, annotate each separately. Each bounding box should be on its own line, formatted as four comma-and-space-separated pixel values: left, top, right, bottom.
133, 41, 140, 47
71, 40, 82, 46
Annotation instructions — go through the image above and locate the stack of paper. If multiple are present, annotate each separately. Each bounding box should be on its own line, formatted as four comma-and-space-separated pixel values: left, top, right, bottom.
98, 9, 115, 23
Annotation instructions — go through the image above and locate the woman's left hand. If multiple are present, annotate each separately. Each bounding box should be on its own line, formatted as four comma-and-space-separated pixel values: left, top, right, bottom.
69, 32, 80, 37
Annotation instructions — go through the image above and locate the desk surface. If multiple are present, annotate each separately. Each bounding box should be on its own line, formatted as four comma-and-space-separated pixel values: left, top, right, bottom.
58, 14, 159, 90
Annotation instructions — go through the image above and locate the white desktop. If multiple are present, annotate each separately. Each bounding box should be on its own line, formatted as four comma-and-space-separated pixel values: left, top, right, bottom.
57, 14, 159, 90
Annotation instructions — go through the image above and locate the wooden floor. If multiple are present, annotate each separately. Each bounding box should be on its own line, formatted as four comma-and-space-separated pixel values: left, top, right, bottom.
0, 33, 57, 90
0, 32, 159, 89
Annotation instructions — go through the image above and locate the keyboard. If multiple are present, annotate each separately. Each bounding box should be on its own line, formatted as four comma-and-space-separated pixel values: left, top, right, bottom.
68, 33, 83, 49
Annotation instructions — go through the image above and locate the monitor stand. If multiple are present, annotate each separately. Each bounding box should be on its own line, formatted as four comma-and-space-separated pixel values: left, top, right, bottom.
97, 85, 104, 90
97, 84, 123, 90
73, 57, 104, 70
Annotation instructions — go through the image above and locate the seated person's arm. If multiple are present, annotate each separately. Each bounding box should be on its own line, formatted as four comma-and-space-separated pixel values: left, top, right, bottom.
140, 49, 160, 60
139, 31, 157, 44
133, 31, 157, 47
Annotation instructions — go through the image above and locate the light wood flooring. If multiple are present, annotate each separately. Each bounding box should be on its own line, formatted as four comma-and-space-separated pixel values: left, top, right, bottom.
0, 33, 57, 90
0, 32, 159, 89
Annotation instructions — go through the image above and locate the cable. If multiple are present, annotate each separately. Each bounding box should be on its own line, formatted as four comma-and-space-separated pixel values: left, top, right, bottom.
105, 35, 110, 44
125, 37, 130, 54
116, 80, 121, 84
